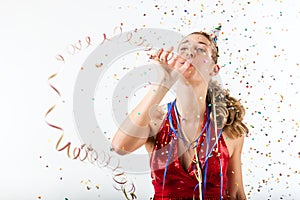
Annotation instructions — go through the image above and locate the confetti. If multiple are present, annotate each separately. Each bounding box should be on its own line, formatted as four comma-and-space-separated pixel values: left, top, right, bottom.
46, 1, 300, 198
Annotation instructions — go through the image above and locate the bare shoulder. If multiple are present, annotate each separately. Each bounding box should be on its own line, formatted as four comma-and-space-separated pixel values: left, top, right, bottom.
144, 103, 168, 152
222, 129, 245, 157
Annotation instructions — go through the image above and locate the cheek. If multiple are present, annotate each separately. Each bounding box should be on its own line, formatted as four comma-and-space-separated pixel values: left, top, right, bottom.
191, 55, 213, 73
192, 58, 207, 66
194, 53, 211, 65
202, 59, 208, 64
192, 59, 211, 72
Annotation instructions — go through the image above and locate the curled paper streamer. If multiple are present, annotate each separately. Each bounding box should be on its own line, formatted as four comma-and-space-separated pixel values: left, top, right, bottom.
45, 25, 148, 200
66, 40, 83, 55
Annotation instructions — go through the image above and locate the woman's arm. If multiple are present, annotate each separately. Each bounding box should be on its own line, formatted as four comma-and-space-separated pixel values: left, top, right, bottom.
225, 135, 247, 200
111, 48, 191, 155
111, 83, 169, 155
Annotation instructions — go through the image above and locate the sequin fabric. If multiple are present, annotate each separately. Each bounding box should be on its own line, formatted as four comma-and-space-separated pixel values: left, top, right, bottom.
150, 100, 230, 200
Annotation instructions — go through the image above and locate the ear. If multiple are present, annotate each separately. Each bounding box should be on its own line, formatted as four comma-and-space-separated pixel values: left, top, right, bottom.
209, 64, 220, 76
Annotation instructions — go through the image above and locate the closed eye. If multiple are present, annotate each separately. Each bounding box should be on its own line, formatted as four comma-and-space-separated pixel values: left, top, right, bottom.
196, 47, 206, 53
180, 47, 188, 51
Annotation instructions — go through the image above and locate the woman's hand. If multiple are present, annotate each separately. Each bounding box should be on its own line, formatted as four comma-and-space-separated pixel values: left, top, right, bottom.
149, 47, 192, 89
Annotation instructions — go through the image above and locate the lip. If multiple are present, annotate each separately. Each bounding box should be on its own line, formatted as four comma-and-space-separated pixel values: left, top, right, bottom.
188, 63, 194, 69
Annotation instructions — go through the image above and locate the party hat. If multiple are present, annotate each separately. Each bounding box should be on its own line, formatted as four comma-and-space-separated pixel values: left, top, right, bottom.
210, 24, 222, 44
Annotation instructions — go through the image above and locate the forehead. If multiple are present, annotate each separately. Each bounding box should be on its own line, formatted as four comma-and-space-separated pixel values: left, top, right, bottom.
180, 34, 211, 46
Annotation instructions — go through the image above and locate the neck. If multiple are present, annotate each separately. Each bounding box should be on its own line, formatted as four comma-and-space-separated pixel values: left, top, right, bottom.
176, 78, 208, 122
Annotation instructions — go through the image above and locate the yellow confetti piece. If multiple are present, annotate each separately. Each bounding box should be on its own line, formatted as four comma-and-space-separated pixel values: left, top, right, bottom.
95, 63, 103, 68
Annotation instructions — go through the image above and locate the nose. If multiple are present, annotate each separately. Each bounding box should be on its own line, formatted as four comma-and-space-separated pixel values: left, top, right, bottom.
185, 49, 194, 59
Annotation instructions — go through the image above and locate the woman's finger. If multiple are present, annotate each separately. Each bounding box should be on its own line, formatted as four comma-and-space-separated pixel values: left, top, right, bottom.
156, 48, 164, 61
177, 60, 192, 74
168, 54, 178, 68
174, 55, 186, 70
164, 46, 174, 62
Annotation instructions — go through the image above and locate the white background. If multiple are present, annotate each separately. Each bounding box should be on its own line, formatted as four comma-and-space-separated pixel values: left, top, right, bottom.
1, 0, 300, 199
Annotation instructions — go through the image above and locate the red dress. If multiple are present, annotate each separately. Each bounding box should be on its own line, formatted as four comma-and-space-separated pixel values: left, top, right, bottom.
150, 100, 230, 200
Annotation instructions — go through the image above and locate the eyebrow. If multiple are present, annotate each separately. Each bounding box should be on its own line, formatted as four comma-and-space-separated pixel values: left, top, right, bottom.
180, 39, 209, 46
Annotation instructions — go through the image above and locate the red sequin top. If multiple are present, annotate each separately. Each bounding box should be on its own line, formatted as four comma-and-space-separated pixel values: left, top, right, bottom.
150, 101, 230, 200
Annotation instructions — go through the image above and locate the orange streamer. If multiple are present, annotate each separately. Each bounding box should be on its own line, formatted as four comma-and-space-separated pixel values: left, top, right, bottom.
45, 25, 160, 200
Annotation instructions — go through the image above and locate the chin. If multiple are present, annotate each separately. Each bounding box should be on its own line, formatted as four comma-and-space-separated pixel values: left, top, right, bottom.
182, 73, 207, 86
181, 71, 194, 82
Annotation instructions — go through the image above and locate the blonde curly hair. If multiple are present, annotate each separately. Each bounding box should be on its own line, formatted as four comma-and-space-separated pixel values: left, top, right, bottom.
206, 81, 249, 138
188, 31, 248, 138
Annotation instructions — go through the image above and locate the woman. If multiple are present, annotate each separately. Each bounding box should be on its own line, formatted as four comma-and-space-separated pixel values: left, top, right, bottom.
112, 31, 248, 200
